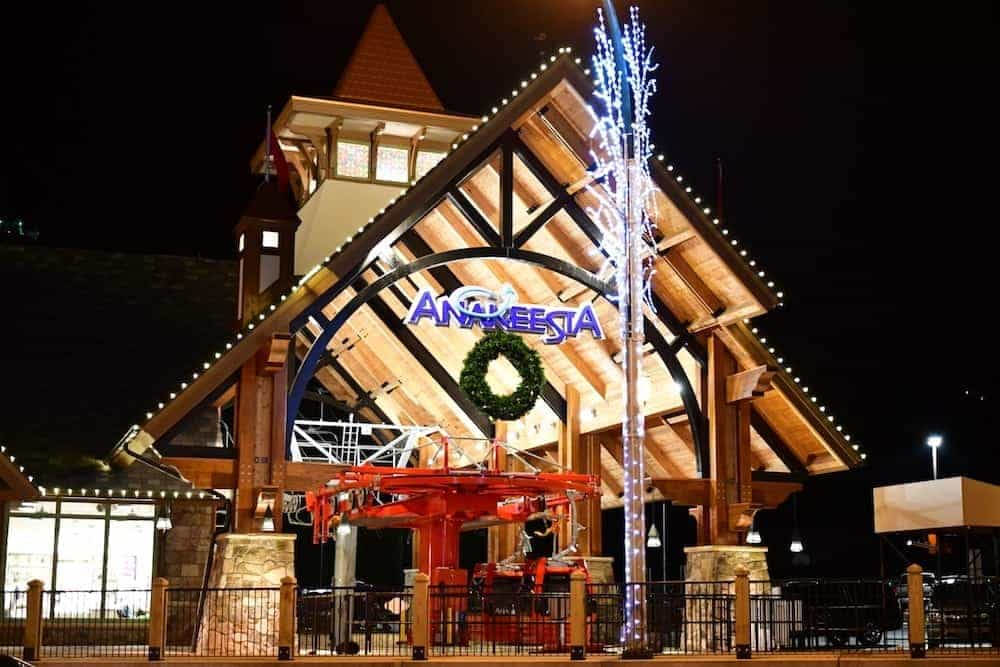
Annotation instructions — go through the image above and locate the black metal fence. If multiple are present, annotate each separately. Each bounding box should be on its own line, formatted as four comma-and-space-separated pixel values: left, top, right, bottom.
296, 587, 412, 657
39, 589, 151, 658
164, 587, 280, 657
0, 590, 27, 656
925, 576, 1000, 654
428, 583, 572, 656
748, 579, 908, 653
3, 576, 997, 659
588, 581, 735, 655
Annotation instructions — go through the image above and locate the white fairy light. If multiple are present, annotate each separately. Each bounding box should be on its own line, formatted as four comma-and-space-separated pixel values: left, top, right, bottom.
590, 6, 658, 653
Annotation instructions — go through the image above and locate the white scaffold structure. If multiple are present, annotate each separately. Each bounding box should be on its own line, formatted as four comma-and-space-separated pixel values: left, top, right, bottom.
290, 415, 442, 468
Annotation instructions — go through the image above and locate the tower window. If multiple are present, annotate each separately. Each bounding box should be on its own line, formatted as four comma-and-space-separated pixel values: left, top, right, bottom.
415, 150, 447, 179
262, 230, 280, 249
376, 145, 409, 183
337, 141, 370, 179
237, 234, 245, 253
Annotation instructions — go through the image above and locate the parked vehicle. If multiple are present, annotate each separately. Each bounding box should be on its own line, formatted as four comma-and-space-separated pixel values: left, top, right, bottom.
892, 571, 935, 610
926, 576, 999, 648
782, 579, 903, 647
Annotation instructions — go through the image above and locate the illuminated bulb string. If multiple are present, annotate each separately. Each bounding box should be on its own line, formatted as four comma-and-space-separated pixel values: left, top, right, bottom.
590, 7, 658, 651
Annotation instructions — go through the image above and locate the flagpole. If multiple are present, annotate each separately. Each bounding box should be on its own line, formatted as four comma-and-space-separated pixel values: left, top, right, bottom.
264, 105, 273, 183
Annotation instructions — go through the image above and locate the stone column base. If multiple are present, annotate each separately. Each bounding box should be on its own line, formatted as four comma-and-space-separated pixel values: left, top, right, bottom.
196, 533, 296, 657
565, 555, 615, 584
679, 546, 769, 655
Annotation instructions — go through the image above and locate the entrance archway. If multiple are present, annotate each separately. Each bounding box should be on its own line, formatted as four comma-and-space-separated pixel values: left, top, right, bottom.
287, 247, 708, 474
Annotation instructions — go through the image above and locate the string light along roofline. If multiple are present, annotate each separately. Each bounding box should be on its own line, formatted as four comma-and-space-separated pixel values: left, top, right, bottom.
121, 46, 861, 464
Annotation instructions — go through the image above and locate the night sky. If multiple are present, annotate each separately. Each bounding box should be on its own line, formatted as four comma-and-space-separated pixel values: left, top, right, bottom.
3, 1, 1000, 580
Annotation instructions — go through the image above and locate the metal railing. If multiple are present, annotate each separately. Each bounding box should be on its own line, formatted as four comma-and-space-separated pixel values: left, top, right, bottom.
3, 567, 996, 660
429, 583, 572, 656
588, 581, 735, 655
164, 587, 280, 657
296, 586, 412, 656
926, 575, 1000, 654
748, 579, 908, 653
0, 590, 27, 656
38, 589, 151, 658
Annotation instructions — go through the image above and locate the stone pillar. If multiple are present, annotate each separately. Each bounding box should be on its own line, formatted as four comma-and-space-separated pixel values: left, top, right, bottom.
682, 546, 769, 654
197, 533, 295, 656
332, 525, 358, 644
161, 500, 217, 650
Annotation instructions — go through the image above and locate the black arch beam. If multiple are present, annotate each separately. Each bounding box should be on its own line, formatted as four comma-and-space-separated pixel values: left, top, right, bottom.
399, 230, 567, 421
355, 275, 496, 439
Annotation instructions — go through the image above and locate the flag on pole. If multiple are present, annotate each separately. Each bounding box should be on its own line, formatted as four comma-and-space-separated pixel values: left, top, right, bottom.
264, 106, 290, 192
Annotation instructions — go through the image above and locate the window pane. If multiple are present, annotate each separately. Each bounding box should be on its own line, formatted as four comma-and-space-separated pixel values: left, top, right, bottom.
3, 516, 55, 592
106, 521, 154, 595
11, 500, 57, 515
415, 150, 446, 178
262, 230, 280, 249
55, 518, 106, 598
109, 503, 156, 518
376, 145, 409, 183
337, 142, 370, 179
60, 501, 106, 517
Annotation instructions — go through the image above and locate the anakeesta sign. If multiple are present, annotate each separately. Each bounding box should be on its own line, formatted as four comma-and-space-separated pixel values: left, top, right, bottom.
404, 285, 604, 345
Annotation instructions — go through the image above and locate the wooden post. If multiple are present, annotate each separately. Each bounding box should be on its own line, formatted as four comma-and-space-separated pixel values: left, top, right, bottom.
908, 563, 926, 658
148, 577, 168, 661
411, 572, 429, 660
733, 565, 751, 659
569, 570, 586, 660
23, 579, 44, 662
278, 575, 296, 660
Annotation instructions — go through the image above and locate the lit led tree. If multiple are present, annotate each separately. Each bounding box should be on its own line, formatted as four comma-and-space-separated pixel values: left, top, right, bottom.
588, 2, 659, 656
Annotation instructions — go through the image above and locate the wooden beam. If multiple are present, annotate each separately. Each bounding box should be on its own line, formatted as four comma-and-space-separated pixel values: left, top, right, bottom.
656, 229, 696, 253
707, 334, 741, 545
727, 365, 777, 403
650, 478, 710, 507
163, 456, 236, 489
285, 461, 351, 492
661, 241, 727, 318
751, 480, 802, 508
0, 455, 37, 500
750, 411, 807, 474
357, 277, 495, 438
258, 333, 292, 375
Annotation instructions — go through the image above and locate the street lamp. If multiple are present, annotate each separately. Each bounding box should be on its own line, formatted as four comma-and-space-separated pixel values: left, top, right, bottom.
746, 515, 762, 545
926, 434, 943, 480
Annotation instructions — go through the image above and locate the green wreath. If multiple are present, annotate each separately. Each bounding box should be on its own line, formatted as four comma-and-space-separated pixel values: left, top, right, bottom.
459, 330, 545, 421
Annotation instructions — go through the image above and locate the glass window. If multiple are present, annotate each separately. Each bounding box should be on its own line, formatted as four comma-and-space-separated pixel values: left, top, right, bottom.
10, 500, 57, 515
106, 521, 154, 594
376, 145, 409, 183
337, 141, 370, 179
259, 254, 280, 292
60, 502, 107, 517
55, 518, 106, 597
262, 230, 280, 249
109, 503, 156, 518
3, 516, 55, 592
415, 150, 447, 178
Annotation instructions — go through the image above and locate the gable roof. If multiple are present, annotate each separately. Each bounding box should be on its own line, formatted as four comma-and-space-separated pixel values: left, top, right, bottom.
116, 53, 864, 490
333, 3, 445, 112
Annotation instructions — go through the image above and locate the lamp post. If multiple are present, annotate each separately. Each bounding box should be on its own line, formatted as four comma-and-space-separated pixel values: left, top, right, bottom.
926, 435, 943, 480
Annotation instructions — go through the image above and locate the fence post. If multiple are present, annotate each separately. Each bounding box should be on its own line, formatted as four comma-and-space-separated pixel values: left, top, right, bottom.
569, 570, 586, 660
907, 563, 926, 658
411, 572, 429, 660
734, 565, 751, 659
278, 575, 296, 660
148, 577, 168, 661
22, 579, 44, 662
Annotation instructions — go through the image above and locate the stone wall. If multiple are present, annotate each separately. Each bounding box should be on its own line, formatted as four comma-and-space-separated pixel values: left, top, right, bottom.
196, 533, 295, 656
161, 500, 217, 648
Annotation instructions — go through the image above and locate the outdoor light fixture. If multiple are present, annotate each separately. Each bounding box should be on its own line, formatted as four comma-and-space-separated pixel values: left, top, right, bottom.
337, 521, 352, 537
746, 515, 762, 545
155, 504, 173, 532
789, 532, 804, 553
261, 504, 275, 532
789, 493, 804, 553
926, 434, 943, 480
646, 524, 662, 549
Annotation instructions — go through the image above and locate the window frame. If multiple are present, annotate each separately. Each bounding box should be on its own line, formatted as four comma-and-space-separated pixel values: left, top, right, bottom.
2, 499, 159, 618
